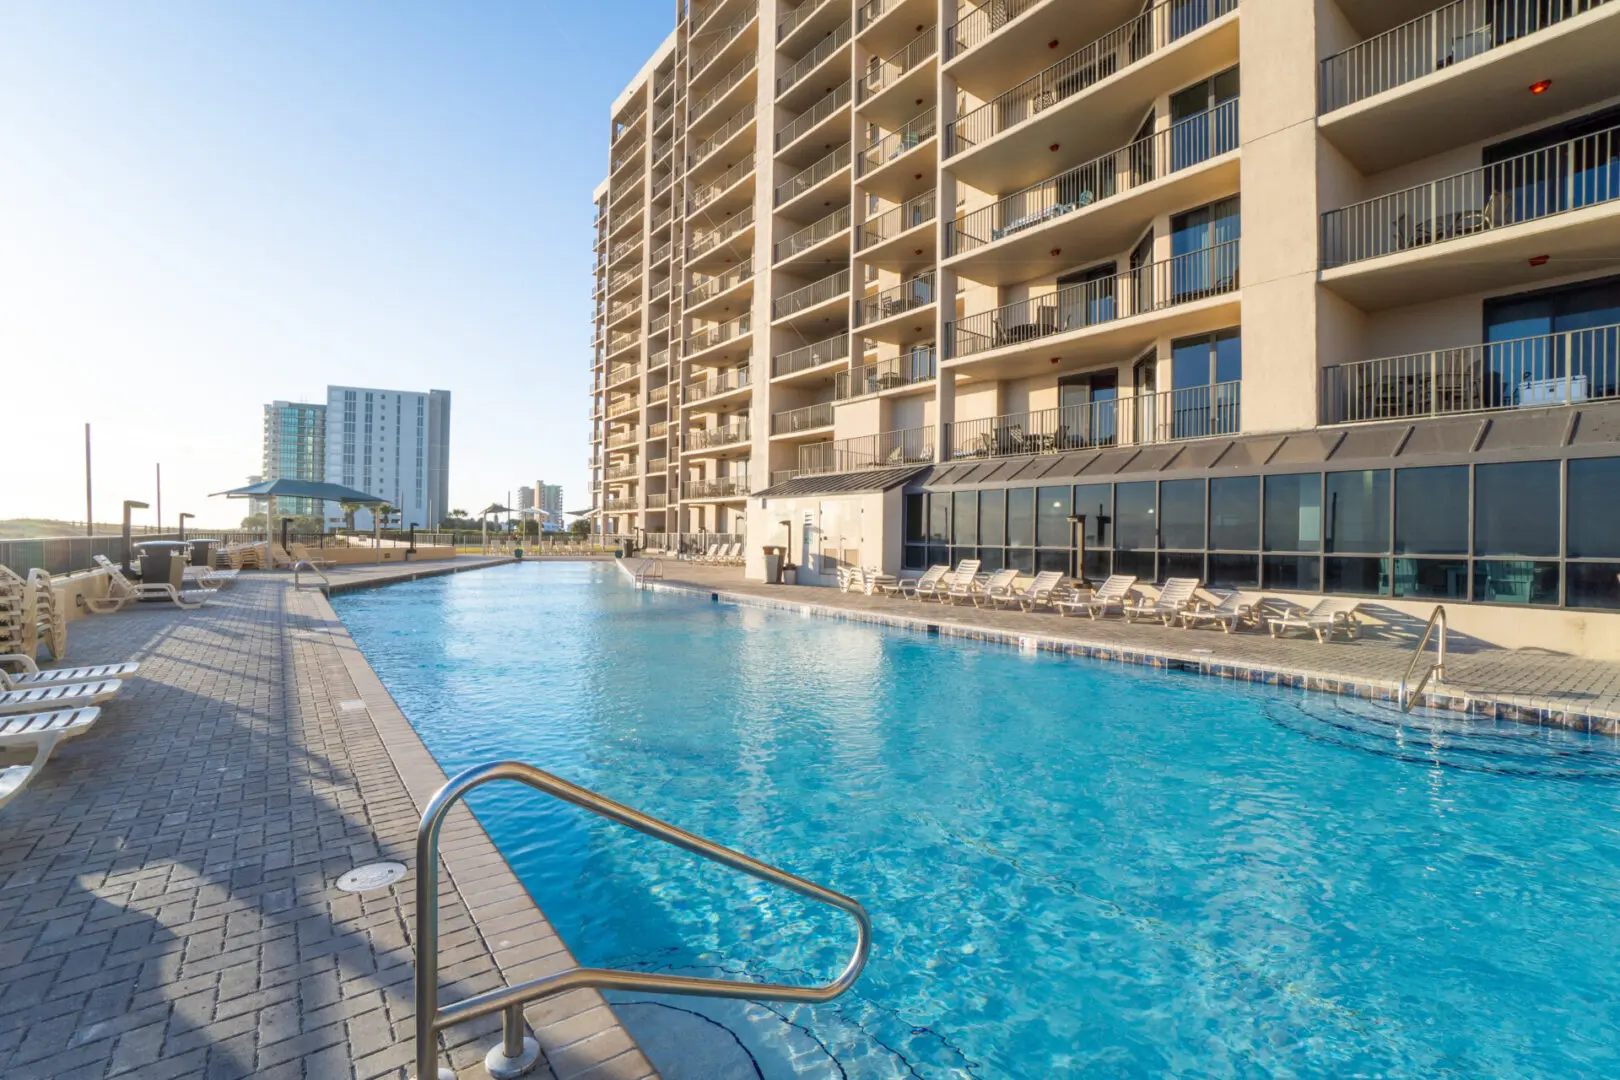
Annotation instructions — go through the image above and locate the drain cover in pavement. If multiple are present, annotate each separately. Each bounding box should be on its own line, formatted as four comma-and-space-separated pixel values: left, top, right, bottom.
337, 862, 407, 893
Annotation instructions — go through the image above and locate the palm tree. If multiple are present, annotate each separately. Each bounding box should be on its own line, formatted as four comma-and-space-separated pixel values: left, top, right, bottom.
374, 503, 397, 531
339, 500, 363, 532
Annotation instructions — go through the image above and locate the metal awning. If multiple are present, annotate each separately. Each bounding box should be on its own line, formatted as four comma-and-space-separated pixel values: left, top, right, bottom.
752, 466, 929, 499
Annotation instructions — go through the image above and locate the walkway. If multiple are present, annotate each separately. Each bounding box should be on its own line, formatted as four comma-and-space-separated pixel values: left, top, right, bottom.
645, 564, 1620, 728
0, 564, 656, 1080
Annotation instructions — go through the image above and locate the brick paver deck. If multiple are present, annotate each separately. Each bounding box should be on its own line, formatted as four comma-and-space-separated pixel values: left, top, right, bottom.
643, 564, 1620, 727
0, 565, 656, 1080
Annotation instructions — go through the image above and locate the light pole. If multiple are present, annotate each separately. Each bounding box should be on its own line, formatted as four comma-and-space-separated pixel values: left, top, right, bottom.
122, 500, 150, 576
1067, 514, 1087, 584
178, 513, 194, 542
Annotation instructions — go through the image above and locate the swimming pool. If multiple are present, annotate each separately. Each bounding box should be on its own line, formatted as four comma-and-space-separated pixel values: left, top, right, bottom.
337, 562, 1620, 1079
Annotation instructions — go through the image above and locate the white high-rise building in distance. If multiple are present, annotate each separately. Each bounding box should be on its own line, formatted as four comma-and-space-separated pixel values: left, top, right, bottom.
516, 486, 536, 511
534, 482, 564, 529
323, 386, 452, 530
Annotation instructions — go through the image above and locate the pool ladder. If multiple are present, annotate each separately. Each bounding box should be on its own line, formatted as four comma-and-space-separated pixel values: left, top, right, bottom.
412, 761, 872, 1080
632, 558, 664, 584
1398, 605, 1447, 713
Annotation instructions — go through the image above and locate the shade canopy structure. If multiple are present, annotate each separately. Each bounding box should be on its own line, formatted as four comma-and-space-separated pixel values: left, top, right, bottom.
211, 479, 389, 568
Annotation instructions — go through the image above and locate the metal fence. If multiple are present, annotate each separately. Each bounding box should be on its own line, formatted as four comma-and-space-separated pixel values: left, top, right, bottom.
1322, 324, 1620, 423
946, 0, 1043, 59
798, 428, 934, 475
773, 331, 850, 377
948, 381, 1241, 459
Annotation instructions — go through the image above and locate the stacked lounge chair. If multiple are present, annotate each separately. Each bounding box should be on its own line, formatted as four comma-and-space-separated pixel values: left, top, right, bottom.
0, 568, 27, 660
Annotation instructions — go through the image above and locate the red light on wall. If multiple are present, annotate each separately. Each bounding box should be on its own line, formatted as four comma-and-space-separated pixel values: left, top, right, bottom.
1050, 248, 1061, 257
1529, 254, 1550, 267
1049, 40, 1060, 49
1049, 143, 1060, 152
1530, 79, 1552, 94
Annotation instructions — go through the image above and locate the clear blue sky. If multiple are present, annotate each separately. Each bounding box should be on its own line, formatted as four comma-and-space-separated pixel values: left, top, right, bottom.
0, 1, 672, 527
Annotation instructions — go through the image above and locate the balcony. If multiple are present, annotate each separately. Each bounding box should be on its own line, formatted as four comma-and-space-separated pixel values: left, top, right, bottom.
689, 103, 756, 170
647, 494, 669, 510
777, 83, 852, 153
776, 144, 852, 209
1318, 0, 1619, 171
948, 240, 1241, 377
690, 10, 756, 83
1323, 324, 1620, 425
688, 152, 756, 214
947, 99, 1238, 282
777, 19, 852, 99
684, 366, 752, 404
859, 25, 937, 123
835, 348, 937, 398
605, 464, 639, 481
604, 498, 641, 512
798, 427, 934, 475
691, 56, 757, 125
856, 191, 936, 269
650, 204, 673, 232
855, 272, 935, 338
649, 346, 672, 368
773, 269, 852, 322
775, 205, 852, 264
770, 401, 835, 435
607, 431, 638, 449
649, 457, 669, 472
773, 331, 851, 379
950, 382, 1241, 460
648, 420, 670, 440
685, 313, 752, 359
779, 0, 844, 50
688, 205, 755, 261
607, 361, 641, 387
607, 298, 641, 326
649, 384, 671, 405
1320, 123, 1620, 308
685, 422, 751, 452
945, 0, 1239, 190
686, 257, 754, 311
607, 398, 639, 419
682, 476, 751, 499
857, 110, 937, 201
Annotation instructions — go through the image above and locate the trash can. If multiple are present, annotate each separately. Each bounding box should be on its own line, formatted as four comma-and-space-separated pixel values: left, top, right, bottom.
187, 538, 219, 571
761, 546, 784, 584
134, 541, 189, 590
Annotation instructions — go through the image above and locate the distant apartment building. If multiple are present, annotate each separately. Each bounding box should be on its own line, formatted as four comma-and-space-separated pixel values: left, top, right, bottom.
324, 386, 452, 530
517, 485, 536, 511
536, 483, 565, 523
261, 402, 327, 517
590, 0, 1620, 652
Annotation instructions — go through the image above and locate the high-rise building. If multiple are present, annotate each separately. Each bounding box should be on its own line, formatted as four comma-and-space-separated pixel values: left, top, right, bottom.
261, 402, 327, 518
325, 386, 452, 530
590, 0, 1620, 633
517, 486, 536, 511
537, 483, 564, 522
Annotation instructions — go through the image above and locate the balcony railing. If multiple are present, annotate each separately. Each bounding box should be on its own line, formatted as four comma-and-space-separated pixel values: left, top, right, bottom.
688, 205, 755, 258
650, 204, 673, 231
649, 384, 671, 404
777, 144, 851, 206
683, 476, 751, 499
653, 103, 675, 130
604, 498, 641, 511
770, 468, 801, 486
649, 420, 670, 439
950, 382, 1242, 459
608, 299, 641, 323
949, 240, 1241, 360
650, 457, 669, 472
684, 366, 752, 403
778, 19, 852, 96
947, 0, 1239, 155
779, 0, 836, 40
777, 82, 851, 150
858, 110, 935, 177
691, 12, 755, 78
647, 493, 669, 509
609, 237, 641, 264
798, 427, 934, 475
649, 346, 671, 368
689, 103, 756, 167
858, 191, 935, 250
650, 313, 671, 337
613, 108, 646, 143
773, 268, 851, 319
685, 313, 751, 356
836, 348, 937, 398
1320, 0, 1613, 113
946, 0, 1043, 59
776, 205, 852, 262
857, 0, 891, 31
856, 272, 935, 327
606, 464, 639, 480
608, 267, 639, 292
773, 331, 851, 377
770, 401, 835, 434
860, 25, 936, 102
951, 99, 1239, 255
651, 279, 671, 301
1323, 324, 1620, 424
607, 431, 638, 449
650, 239, 673, 264
608, 397, 639, 419
1321, 123, 1620, 267
690, 0, 726, 31
688, 152, 756, 212
692, 56, 757, 122
686, 422, 751, 451
687, 258, 754, 305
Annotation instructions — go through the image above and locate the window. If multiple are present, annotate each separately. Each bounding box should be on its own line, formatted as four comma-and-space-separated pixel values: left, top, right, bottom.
1170, 331, 1241, 438
1036, 486, 1071, 572
1007, 488, 1035, 548
1073, 483, 1113, 580
1264, 474, 1321, 591
1168, 66, 1239, 169
979, 489, 1005, 548
1394, 465, 1469, 600
1159, 480, 1205, 551
1209, 476, 1258, 550
1170, 197, 1240, 299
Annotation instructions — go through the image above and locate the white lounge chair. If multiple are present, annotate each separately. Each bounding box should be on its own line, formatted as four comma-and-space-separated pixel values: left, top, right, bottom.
0, 707, 102, 810
1268, 598, 1363, 642
1054, 574, 1138, 619
1179, 591, 1261, 633
87, 556, 213, 613
991, 570, 1067, 611
1124, 578, 1201, 625
0, 655, 139, 688
973, 568, 1021, 607
884, 565, 947, 599
939, 560, 984, 604
0, 680, 122, 716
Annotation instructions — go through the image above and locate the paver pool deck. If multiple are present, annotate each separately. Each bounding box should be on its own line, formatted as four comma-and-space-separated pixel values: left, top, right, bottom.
7, 553, 1620, 1079
0, 558, 657, 1080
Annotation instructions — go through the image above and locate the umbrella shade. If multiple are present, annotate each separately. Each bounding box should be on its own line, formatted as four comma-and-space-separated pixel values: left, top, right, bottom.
211, 478, 387, 504
481, 503, 513, 515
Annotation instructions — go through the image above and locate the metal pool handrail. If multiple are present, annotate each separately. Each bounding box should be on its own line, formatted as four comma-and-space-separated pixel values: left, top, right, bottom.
292, 560, 330, 594
413, 761, 873, 1080
1399, 605, 1447, 712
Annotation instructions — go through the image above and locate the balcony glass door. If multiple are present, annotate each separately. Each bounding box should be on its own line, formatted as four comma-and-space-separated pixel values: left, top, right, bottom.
1485, 275, 1620, 405
1058, 370, 1118, 449
1170, 196, 1240, 299
1057, 262, 1116, 332
1169, 67, 1239, 171
1171, 329, 1242, 438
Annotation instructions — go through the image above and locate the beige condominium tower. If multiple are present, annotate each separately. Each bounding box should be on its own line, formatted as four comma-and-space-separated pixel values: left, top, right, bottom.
591, 0, 1620, 654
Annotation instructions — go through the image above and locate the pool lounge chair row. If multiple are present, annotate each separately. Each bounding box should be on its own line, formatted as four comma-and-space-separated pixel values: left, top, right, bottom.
86, 556, 218, 613
0, 654, 141, 810
877, 563, 1365, 642
683, 543, 743, 565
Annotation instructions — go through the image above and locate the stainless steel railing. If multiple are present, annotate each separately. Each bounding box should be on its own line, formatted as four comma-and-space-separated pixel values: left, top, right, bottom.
777, 18, 851, 96
413, 762, 871, 1080
777, 143, 851, 206
1399, 605, 1447, 712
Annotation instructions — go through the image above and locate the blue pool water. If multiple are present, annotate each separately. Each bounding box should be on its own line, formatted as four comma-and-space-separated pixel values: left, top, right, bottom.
336, 563, 1620, 1079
